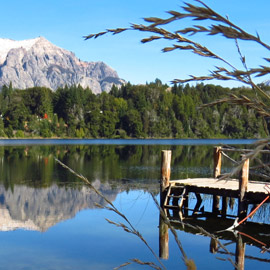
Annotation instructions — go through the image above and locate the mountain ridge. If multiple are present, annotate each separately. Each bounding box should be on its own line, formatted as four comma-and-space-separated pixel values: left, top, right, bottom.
0, 36, 124, 94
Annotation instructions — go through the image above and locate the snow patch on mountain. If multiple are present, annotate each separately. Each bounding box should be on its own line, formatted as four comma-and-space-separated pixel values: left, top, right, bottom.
0, 37, 40, 64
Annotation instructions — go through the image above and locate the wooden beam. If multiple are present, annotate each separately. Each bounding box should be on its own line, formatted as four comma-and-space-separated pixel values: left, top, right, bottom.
239, 157, 249, 200
212, 195, 220, 215
238, 157, 249, 219
183, 194, 189, 216
193, 193, 202, 215
213, 146, 222, 178
160, 150, 172, 207
221, 197, 228, 217
220, 148, 270, 154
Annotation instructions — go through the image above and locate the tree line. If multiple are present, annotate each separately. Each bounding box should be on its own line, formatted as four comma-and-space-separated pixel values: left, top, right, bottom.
0, 80, 267, 138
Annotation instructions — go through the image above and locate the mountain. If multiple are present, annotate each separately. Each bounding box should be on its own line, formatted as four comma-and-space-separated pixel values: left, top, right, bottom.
0, 37, 125, 94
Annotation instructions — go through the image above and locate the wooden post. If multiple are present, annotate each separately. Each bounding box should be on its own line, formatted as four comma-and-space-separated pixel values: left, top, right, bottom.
160, 150, 171, 207
221, 197, 228, 217
213, 147, 221, 215
238, 156, 249, 219
159, 215, 169, 259
213, 146, 222, 178
192, 193, 202, 216
183, 194, 189, 216
212, 194, 220, 215
239, 157, 249, 200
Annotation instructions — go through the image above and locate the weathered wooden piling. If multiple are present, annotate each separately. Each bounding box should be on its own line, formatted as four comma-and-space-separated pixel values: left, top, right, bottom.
238, 156, 249, 219
160, 150, 171, 207
221, 197, 228, 217
213, 146, 222, 178
213, 146, 221, 214
212, 195, 220, 215
239, 156, 249, 201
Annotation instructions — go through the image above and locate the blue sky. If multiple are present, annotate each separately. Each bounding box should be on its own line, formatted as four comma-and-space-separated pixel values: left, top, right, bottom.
1, 0, 270, 87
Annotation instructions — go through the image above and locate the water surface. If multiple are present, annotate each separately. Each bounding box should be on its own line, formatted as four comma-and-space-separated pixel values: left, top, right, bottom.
0, 139, 269, 270
0, 138, 258, 146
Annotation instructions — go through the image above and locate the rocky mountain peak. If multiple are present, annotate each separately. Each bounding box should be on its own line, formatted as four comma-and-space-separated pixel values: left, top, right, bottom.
0, 37, 124, 94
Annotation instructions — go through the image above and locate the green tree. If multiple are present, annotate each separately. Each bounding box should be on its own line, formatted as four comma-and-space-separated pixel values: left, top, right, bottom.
15, 130, 25, 138
0, 117, 6, 137
85, 0, 270, 141
123, 109, 144, 137
40, 120, 52, 138
3, 92, 30, 130
23, 87, 53, 118
100, 111, 118, 138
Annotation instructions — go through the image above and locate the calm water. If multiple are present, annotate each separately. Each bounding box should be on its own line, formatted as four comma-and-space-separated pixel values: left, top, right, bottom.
0, 139, 269, 270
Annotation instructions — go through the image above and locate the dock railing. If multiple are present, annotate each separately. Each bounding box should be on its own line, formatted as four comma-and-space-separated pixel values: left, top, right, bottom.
213, 146, 250, 218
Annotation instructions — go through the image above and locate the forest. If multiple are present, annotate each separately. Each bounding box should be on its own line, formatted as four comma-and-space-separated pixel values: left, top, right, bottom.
0, 80, 268, 139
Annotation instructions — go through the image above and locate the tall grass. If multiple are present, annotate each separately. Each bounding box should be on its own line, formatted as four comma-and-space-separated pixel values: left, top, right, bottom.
85, 0, 270, 178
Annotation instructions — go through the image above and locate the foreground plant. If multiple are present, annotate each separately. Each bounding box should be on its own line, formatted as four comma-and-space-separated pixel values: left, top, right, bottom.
56, 157, 246, 269
55, 158, 167, 270
85, 0, 270, 176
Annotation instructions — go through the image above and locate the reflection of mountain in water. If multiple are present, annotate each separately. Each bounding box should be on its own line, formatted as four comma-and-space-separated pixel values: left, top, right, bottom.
0, 181, 119, 232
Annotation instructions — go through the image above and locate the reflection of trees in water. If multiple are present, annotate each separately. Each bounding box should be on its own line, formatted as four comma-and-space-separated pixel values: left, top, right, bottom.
0, 144, 215, 186
0, 144, 267, 189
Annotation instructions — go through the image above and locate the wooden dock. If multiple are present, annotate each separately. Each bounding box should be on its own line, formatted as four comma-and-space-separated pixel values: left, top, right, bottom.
160, 148, 270, 219
159, 148, 270, 266
170, 178, 269, 202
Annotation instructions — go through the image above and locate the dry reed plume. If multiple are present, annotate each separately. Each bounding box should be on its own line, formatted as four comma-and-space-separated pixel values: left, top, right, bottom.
85, 0, 270, 178
55, 157, 243, 269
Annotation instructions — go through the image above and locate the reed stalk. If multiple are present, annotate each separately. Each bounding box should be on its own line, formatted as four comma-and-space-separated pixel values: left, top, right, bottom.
85, 0, 270, 175
55, 158, 165, 270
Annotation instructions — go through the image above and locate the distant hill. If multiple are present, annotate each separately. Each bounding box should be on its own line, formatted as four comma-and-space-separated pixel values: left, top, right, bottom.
0, 37, 125, 94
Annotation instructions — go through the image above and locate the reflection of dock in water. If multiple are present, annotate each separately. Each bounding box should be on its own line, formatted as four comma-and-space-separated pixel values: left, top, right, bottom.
169, 214, 270, 251
159, 148, 270, 269
159, 212, 270, 270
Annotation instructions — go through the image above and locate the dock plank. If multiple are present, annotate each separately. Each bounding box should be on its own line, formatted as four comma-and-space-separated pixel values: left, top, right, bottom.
170, 178, 269, 195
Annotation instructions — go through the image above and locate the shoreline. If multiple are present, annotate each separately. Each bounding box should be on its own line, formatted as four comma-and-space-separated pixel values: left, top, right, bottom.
0, 138, 259, 146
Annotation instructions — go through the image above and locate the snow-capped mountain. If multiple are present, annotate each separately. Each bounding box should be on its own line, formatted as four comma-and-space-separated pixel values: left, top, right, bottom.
0, 37, 124, 94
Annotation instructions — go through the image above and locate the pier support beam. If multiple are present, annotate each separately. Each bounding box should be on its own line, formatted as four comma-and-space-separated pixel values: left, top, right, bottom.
193, 193, 202, 216
221, 197, 228, 217
213, 147, 222, 215
238, 157, 249, 219
160, 150, 172, 208
213, 146, 222, 178
183, 194, 189, 216
212, 195, 220, 215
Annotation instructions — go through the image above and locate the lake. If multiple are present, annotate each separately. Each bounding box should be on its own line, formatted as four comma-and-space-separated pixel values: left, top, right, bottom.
0, 139, 269, 270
